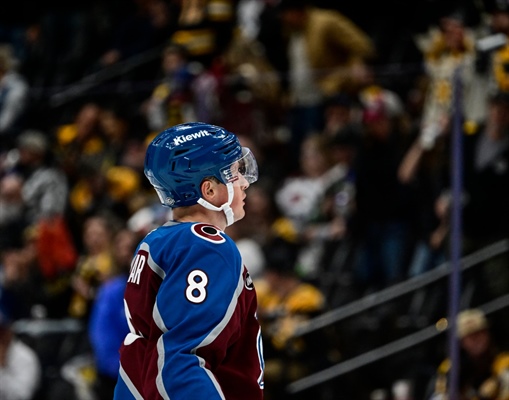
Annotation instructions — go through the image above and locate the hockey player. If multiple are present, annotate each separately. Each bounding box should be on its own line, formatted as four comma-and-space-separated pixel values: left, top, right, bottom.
113, 122, 264, 399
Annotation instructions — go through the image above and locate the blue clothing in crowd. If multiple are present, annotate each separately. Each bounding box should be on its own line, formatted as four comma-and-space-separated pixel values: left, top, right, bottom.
88, 274, 129, 379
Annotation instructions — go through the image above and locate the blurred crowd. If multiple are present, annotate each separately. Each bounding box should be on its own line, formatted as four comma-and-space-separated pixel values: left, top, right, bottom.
1, 0, 509, 399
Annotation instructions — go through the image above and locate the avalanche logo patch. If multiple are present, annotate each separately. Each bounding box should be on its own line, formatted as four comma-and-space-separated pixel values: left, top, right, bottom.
191, 223, 226, 244
245, 272, 254, 290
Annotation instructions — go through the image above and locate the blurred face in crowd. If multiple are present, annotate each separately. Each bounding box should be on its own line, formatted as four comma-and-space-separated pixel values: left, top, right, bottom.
83, 217, 112, 254
364, 111, 393, 141
113, 229, 138, 271
440, 17, 467, 52
461, 329, 491, 359
100, 109, 128, 143
0, 174, 23, 203
0, 323, 13, 349
487, 98, 509, 139
0, 247, 32, 285
325, 104, 352, 133
75, 103, 102, 139
162, 47, 186, 75
299, 136, 330, 178
490, 11, 509, 35
280, 8, 307, 31
17, 147, 44, 167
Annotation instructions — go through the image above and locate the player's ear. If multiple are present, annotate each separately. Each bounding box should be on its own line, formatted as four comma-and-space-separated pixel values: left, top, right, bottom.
200, 178, 219, 203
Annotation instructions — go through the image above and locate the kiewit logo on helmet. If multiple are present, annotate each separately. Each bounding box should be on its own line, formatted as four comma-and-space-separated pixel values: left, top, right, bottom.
173, 130, 210, 145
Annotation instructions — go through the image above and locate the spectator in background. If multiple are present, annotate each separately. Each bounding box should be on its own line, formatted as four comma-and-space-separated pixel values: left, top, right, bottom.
270, 0, 375, 168
96, 100, 148, 218
54, 101, 106, 186
0, 301, 42, 400
68, 161, 142, 225
477, 1, 509, 95
99, 100, 149, 172
0, 130, 77, 294
97, 0, 178, 71
352, 87, 415, 292
88, 228, 137, 400
0, 0, 41, 63
462, 92, 509, 302
321, 92, 360, 139
316, 127, 360, 307
219, 24, 283, 138
0, 44, 29, 149
15, 1, 106, 91
0, 231, 38, 321
0, 173, 24, 232
236, 0, 265, 43
429, 309, 509, 400
394, 113, 451, 328
0, 135, 77, 318
144, 42, 199, 132
415, 11, 488, 147
397, 105, 450, 279
68, 213, 119, 320
275, 133, 346, 280
171, 0, 237, 68
57, 101, 143, 228
276, 0, 375, 97
255, 236, 327, 400
7, 130, 68, 225
232, 179, 280, 249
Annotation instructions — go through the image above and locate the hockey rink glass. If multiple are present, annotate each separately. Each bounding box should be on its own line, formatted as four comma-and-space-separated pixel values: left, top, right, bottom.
220, 147, 258, 185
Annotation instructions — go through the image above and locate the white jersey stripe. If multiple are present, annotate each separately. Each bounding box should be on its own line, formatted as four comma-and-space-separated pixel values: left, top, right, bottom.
140, 242, 166, 279
156, 336, 171, 400
195, 259, 243, 349
119, 364, 144, 400
197, 355, 226, 400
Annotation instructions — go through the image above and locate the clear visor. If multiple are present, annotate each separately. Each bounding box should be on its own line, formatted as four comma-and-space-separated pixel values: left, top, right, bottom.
220, 147, 258, 185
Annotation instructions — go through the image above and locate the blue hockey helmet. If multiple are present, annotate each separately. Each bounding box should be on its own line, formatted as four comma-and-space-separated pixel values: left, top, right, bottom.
144, 122, 258, 210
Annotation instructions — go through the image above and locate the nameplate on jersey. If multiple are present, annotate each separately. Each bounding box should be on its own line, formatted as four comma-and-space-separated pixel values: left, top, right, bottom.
128, 250, 148, 285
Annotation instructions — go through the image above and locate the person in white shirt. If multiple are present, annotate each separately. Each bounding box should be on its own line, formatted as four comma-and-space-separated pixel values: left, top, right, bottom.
0, 305, 41, 400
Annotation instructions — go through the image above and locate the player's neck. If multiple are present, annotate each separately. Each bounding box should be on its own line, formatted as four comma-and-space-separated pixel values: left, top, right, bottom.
173, 207, 227, 231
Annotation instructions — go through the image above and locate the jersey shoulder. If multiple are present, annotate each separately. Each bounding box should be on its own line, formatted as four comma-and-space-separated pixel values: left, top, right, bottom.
145, 222, 239, 258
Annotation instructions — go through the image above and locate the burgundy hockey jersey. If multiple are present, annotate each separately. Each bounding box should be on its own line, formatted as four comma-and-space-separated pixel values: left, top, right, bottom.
113, 221, 264, 399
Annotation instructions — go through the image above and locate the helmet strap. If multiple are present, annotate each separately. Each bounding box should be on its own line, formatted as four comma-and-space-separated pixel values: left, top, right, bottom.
197, 182, 235, 227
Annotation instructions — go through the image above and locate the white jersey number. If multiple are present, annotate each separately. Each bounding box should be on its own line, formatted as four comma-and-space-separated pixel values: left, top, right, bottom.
186, 270, 208, 303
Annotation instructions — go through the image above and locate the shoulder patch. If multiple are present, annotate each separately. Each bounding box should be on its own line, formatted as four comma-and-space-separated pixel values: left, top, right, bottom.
245, 271, 254, 290
191, 223, 226, 244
